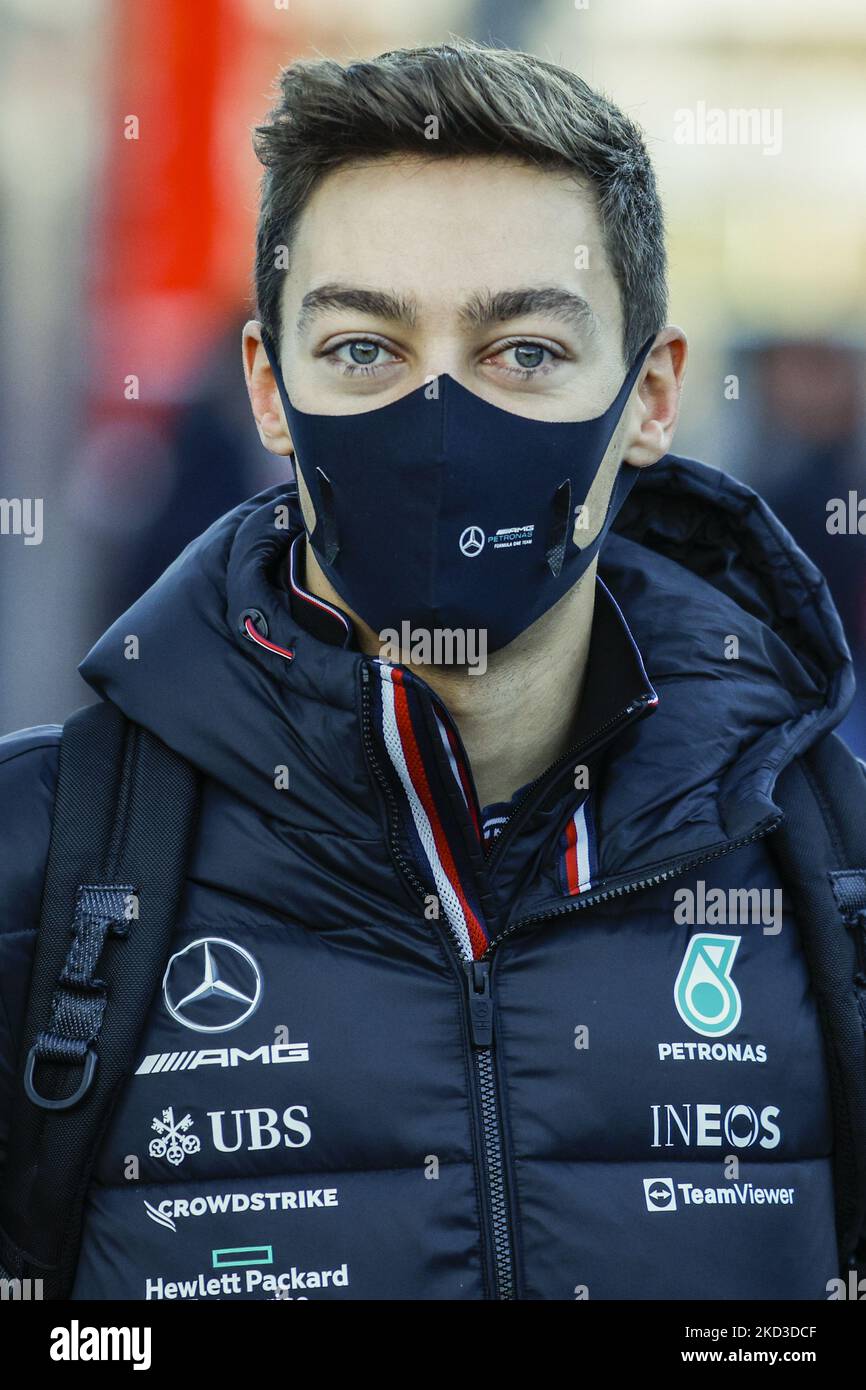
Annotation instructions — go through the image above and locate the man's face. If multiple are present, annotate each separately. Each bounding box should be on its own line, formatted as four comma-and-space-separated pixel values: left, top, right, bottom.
244, 153, 683, 580
276, 154, 631, 423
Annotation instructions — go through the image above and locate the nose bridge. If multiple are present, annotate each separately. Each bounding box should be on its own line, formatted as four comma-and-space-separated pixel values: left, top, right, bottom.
413, 296, 500, 395
410, 290, 471, 378
418, 347, 466, 389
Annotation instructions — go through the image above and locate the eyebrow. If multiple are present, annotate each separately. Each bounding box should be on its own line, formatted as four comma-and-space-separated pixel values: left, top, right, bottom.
296, 283, 598, 336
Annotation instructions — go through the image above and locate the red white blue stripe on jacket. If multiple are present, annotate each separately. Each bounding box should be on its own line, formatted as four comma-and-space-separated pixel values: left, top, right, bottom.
558, 796, 596, 897
370, 660, 597, 962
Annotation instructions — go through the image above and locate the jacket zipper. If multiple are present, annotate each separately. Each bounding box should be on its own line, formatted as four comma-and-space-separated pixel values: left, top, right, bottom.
484, 692, 656, 869
361, 662, 515, 1298
463, 957, 514, 1299
482, 813, 783, 959
469, 814, 784, 1297
360, 661, 783, 1298
359, 664, 432, 904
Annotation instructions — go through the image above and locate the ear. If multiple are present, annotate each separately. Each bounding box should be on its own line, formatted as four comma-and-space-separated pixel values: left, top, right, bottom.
242, 320, 295, 457
621, 327, 688, 467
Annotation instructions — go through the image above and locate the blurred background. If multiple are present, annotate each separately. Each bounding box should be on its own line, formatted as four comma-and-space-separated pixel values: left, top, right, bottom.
0, 0, 864, 751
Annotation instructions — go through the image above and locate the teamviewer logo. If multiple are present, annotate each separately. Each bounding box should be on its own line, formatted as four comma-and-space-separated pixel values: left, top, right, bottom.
643, 1177, 677, 1212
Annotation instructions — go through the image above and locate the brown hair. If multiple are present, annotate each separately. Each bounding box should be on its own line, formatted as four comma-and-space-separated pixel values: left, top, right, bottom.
252, 39, 667, 364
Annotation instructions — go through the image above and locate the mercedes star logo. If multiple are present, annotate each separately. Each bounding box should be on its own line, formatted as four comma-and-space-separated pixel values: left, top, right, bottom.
459, 525, 485, 558
162, 937, 263, 1034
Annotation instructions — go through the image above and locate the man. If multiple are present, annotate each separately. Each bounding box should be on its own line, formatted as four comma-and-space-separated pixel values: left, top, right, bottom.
0, 41, 861, 1301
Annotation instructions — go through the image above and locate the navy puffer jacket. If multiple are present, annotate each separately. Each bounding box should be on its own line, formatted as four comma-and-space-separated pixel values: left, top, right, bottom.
0, 454, 855, 1300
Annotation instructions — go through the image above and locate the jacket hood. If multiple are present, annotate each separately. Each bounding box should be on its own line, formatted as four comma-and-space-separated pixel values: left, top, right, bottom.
78, 453, 854, 897
597, 455, 853, 893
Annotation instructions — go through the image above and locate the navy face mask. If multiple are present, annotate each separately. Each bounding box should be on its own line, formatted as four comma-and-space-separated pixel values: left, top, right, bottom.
262, 328, 654, 652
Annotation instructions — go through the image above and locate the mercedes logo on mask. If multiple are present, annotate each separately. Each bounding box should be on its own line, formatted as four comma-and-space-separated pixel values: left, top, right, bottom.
459, 525, 485, 558
162, 937, 263, 1034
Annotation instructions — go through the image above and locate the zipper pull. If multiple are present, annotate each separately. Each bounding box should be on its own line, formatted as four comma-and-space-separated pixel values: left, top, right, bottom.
464, 959, 494, 1048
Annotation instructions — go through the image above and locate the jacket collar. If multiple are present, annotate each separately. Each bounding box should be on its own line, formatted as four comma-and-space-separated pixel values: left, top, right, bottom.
77, 459, 854, 913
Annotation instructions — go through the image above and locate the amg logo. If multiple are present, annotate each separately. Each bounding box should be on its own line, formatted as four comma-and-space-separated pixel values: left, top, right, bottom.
136, 1042, 309, 1075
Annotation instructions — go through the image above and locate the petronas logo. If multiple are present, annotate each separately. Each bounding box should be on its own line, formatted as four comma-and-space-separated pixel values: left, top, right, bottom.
674, 934, 742, 1037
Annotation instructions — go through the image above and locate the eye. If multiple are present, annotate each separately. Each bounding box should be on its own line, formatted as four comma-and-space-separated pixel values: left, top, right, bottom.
323, 338, 401, 376
510, 344, 545, 370
484, 339, 565, 380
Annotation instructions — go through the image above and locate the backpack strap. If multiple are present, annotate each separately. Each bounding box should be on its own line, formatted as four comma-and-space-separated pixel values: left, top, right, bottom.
0, 701, 199, 1298
769, 732, 866, 1270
